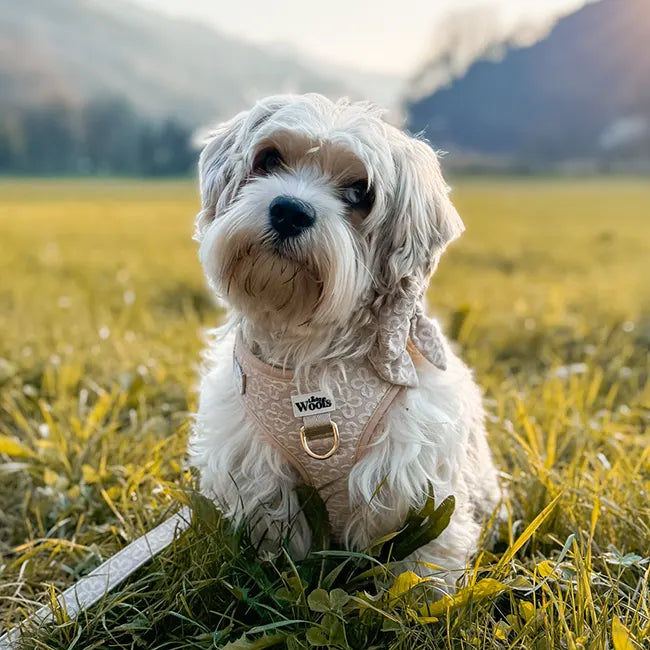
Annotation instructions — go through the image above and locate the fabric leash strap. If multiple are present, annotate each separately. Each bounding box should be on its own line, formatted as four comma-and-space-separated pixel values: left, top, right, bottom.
0, 506, 191, 650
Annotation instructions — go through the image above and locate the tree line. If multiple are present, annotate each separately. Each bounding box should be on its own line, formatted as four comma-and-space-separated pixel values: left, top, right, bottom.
0, 98, 196, 176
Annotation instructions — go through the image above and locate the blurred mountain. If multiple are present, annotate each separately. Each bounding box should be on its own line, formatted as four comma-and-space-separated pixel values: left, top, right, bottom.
408, 0, 650, 169
0, 0, 399, 126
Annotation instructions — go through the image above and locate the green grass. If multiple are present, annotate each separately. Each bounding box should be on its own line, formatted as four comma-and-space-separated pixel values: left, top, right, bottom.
0, 177, 648, 649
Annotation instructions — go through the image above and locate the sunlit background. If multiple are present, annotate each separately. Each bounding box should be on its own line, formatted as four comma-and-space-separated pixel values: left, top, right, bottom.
1, 0, 648, 175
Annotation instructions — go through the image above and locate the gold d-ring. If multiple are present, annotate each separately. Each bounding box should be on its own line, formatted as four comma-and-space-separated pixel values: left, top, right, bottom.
300, 422, 340, 460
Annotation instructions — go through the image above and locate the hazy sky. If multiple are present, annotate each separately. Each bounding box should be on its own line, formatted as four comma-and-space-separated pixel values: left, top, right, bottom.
129, 0, 590, 75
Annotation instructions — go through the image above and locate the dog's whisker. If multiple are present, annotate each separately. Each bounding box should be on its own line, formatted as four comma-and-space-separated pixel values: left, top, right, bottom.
259, 258, 276, 293
276, 277, 296, 311
243, 266, 257, 297
282, 263, 303, 285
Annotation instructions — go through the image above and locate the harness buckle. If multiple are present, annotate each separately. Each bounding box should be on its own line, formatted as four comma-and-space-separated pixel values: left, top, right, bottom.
300, 421, 339, 460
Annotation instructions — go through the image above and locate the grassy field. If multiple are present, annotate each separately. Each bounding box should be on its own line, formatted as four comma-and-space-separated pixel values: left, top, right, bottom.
0, 177, 648, 649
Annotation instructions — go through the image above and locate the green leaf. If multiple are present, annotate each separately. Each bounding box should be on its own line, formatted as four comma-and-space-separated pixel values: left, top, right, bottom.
222, 632, 288, 650
389, 483, 438, 544
348, 595, 401, 623
345, 563, 392, 589
188, 491, 223, 530
413, 495, 456, 545
381, 617, 403, 632
409, 483, 437, 526
274, 587, 293, 603
321, 557, 350, 590
305, 626, 329, 647
248, 620, 311, 635
497, 492, 564, 570
307, 588, 331, 613
212, 626, 234, 644
390, 495, 456, 561
329, 588, 350, 610
328, 618, 345, 646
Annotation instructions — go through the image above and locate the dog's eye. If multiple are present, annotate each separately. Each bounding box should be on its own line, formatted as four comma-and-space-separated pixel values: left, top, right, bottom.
342, 181, 373, 209
254, 148, 283, 174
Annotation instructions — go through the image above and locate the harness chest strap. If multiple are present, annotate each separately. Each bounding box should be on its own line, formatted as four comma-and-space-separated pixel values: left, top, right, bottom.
232, 330, 403, 534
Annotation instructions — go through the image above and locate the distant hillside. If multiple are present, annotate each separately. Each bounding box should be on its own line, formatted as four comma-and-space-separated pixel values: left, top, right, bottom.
408, 0, 650, 168
0, 0, 398, 126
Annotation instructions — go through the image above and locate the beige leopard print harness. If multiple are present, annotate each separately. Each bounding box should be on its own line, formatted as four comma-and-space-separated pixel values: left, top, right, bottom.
232, 310, 447, 537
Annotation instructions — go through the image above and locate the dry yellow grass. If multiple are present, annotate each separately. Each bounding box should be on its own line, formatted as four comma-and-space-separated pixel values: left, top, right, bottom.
0, 177, 648, 649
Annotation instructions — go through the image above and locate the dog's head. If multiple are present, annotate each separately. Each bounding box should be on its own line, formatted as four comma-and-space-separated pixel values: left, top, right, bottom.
196, 94, 463, 385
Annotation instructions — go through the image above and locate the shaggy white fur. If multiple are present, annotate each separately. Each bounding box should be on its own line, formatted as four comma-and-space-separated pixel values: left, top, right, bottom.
189, 93, 500, 590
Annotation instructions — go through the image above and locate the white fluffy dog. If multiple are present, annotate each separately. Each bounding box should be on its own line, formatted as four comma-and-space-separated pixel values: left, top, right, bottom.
189, 94, 500, 588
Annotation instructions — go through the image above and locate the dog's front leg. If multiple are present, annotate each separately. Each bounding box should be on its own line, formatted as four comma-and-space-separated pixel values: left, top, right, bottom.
231, 470, 313, 560
194, 430, 313, 559
191, 362, 312, 558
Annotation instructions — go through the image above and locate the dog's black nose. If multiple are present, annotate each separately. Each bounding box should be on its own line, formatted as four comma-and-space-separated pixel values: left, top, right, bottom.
269, 196, 316, 239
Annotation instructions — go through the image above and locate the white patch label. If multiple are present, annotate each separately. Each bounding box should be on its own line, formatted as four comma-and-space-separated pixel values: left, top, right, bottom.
291, 392, 336, 418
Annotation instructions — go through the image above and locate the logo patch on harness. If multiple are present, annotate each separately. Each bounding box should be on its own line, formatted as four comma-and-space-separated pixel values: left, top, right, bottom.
291, 392, 336, 418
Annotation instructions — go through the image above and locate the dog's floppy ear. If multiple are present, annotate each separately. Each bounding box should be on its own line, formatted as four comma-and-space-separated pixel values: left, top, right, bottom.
368, 136, 463, 387
194, 110, 250, 242
194, 95, 301, 241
